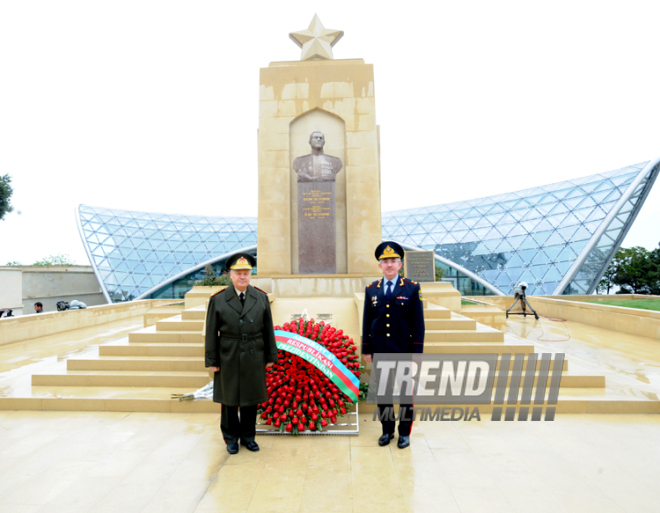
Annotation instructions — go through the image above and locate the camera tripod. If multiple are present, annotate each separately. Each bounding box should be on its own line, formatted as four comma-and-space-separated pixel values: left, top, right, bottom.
506, 290, 539, 320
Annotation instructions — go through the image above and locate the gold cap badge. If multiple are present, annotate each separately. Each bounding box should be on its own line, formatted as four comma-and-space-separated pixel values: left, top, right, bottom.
230, 257, 253, 270
380, 245, 401, 260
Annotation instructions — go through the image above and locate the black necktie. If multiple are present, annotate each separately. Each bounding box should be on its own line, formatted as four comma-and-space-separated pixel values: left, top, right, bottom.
385, 281, 392, 301
239, 292, 245, 306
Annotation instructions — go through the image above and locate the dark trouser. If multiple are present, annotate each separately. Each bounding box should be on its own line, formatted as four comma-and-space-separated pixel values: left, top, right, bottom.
220, 404, 257, 445
377, 403, 414, 437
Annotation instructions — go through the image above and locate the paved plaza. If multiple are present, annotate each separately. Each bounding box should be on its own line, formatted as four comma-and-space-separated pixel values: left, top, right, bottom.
1, 313, 659, 512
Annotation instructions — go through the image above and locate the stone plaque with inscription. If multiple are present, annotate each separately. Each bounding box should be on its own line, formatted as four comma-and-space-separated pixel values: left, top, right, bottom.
404, 251, 435, 282
297, 182, 337, 273
294, 131, 342, 274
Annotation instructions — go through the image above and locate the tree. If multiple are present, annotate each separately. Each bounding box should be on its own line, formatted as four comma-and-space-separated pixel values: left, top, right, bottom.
435, 262, 446, 281
612, 246, 658, 294
0, 174, 14, 221
598, 248, 624, 294
648, 244, 660, 295
33, 254, 76, 266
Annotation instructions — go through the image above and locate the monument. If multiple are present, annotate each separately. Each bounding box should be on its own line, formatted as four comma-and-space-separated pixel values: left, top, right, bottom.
256, 15, 382, 277
294, 131, 342, 273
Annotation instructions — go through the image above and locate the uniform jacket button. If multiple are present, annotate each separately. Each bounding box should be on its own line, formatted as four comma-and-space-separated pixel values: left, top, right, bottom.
386, 304, 390, 308
386, 324, 390, 327
386, 333, 390, 337
386, 314, 390, 318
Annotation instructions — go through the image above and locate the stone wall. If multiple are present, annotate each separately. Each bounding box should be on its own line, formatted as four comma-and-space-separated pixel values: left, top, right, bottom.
466, 295, 660, 340
0, 265, 106, 315
0, 299, 174, 347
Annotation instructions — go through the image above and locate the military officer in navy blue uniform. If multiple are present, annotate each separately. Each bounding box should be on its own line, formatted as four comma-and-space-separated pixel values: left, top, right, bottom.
362, 241, 425, 449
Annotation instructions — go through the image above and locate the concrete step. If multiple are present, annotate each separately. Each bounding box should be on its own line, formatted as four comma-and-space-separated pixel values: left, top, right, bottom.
129, 326, 203, 344
143, 306, 184, 327
32, 370, 210, 388
422, 305, 451, 319
100, 343, 203, 358
0, 395, 222, 413
490, 373, 603, 388
425, 328, 505, 343
156, 316, 204, 332
359, 398, 660, 415
361, 350, 568, 372
424, 318, 477, 330
67, 357, 206, 373
2, 395, 656, 414
181, 307, 206, 321
419, 343, 535, 354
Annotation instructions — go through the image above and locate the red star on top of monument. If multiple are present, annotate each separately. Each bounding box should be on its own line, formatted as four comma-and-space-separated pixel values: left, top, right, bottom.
289, 14, 344, 61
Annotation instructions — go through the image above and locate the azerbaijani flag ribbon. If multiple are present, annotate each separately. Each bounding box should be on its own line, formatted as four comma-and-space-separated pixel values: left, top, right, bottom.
273, 330, 360, 403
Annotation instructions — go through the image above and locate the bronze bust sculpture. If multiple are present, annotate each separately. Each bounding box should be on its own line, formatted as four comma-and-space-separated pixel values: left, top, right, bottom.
293, 131, 343, 182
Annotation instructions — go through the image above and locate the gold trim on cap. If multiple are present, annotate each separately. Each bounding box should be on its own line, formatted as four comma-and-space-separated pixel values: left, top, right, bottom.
230, 257, 252, 270
379, 245, 401, 260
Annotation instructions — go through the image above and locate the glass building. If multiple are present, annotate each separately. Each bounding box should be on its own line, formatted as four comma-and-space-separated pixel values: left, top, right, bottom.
77, 159, 659, 301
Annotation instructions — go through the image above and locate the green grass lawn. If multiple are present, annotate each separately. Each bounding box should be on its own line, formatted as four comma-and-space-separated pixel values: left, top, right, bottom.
588, 299, 660, 311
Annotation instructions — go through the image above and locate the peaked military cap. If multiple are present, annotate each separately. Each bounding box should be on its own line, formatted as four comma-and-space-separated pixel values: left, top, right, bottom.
226, 252, 256, 271
375, 241, 404, 261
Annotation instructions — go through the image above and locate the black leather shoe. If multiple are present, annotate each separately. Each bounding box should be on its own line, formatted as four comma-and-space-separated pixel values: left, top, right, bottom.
242, 441, 260, 452
378, 433, 395, 446
397, 436, 410, 449
227, 442, 239, 455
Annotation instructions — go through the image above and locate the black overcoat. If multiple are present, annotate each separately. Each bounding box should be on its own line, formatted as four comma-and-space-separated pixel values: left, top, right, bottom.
204, 284, 278, 406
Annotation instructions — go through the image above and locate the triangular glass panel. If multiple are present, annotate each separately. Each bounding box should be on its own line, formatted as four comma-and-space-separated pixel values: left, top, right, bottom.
561, 215, 581, 227
518, 236, 538, 251
506, 254, 524, 269
584, 207, 606, 222
532, 230, 552, 246
533, 219, 555, 233
557, 246, 577, 262
473, 217, 493, 229
543, 244, 564, 261
495, 239, 515, 253
521, 220, 539, 232
519, 248, 537, 264
517, 270, 537, 284
548, 202, 570, 216
573, 208, 594, 222
572, 226, 592, 241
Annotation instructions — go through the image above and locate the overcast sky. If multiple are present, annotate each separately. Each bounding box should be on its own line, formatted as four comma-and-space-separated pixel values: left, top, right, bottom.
1, 1, 659, 266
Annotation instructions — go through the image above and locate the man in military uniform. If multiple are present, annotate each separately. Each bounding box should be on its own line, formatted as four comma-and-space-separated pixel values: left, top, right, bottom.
362, 241, 425, 449
205, 253, 278, 454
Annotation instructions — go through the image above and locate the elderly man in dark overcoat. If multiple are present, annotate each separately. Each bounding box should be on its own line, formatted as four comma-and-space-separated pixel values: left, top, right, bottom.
205, 252, 278, 454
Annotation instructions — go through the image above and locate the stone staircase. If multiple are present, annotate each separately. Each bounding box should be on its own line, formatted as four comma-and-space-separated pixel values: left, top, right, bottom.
358, 301, 656, 414
0, 287, 658, 414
